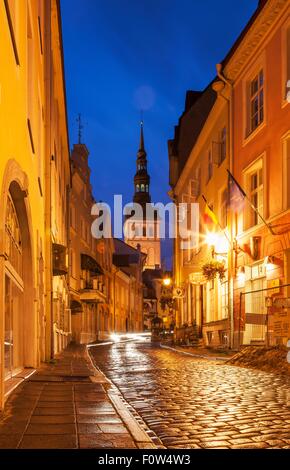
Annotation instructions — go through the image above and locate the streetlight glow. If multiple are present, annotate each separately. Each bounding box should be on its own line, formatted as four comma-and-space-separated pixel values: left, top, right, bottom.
163, 277, 172, 287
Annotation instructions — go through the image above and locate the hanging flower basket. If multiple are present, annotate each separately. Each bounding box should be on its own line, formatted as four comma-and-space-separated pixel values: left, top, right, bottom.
202, 260, 226, 282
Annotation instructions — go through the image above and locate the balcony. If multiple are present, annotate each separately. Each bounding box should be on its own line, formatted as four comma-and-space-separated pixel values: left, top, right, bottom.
70, 299, 83, 315
81, 253, 103, 276
53, 243, 68, 276
79, 279, 106, 303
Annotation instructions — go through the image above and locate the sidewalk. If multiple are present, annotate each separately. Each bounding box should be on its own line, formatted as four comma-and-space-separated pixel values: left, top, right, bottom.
0, 344, 155, 449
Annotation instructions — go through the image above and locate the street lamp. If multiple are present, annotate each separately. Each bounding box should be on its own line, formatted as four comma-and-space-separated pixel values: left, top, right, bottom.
162, 275, 172, 287
205, 230, 229, 259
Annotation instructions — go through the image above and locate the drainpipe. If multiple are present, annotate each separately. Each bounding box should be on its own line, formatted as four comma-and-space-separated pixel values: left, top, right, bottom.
216, 63, 235, 349
113, 267, 120, 333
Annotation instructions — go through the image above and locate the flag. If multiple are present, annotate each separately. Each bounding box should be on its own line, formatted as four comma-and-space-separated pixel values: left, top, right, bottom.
202, 195, 218, 226
227, 170, 246, 213
227, 169, 274, 234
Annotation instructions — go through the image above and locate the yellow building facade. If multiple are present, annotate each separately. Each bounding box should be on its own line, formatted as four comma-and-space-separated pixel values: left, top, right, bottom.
69, 143, 114, 343
0, 0, 70, 409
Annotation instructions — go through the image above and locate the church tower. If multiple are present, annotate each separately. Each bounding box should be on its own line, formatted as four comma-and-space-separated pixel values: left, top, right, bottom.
124, 122, 161, 270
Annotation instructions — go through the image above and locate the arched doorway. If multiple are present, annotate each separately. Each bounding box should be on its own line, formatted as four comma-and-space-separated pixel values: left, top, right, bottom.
1, 177, 35, 382
4, 193, 24, 378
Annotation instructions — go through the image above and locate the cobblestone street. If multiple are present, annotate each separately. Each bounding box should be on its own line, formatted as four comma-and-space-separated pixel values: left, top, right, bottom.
91, 339, 290, 449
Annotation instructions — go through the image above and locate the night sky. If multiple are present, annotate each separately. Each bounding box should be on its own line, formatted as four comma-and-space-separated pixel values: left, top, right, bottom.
60, 0, 259, 268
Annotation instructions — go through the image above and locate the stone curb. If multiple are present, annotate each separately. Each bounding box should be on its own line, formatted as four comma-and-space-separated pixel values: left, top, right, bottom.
87, 347, 158, 449
160, 343, 230, 361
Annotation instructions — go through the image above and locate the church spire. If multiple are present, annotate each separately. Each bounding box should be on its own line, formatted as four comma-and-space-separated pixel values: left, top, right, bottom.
139, 120, 145, 152
133, 121, 151, 206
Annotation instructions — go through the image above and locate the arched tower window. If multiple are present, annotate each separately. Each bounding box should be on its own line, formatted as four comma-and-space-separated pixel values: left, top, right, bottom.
141, 184, 145, 192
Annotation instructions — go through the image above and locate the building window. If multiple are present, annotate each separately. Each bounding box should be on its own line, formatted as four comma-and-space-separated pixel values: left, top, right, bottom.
245, 160, 263, 229
249, 70, 264, 133
5, 194, 22, 277
4, 0, 20, 64
207, 150, 213, 183
282, 133, 290, 209
190, 165, 201, 198
27, 7, 35, 147
220, 187, 228, 229
220, 127, 226, 164
140, 184, 145, 192
283, 23, 290, 102
81, 218, 86, 240
286, 26, 290, 99
38, 0, 44, 55
71, 205, 76, 229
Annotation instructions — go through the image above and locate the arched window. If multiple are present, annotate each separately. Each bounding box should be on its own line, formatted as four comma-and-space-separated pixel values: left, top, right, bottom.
136, 184, 140, 192
5, 194, 22, 276
146, 184, 149, 192
141, 184, 145, 192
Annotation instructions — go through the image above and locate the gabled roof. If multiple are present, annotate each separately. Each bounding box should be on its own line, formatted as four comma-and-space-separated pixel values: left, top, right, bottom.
169, 83, 217, 178
113, 238, 146, 267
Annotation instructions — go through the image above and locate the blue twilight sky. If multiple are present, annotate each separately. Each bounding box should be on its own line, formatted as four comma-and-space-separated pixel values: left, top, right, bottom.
60, 0, 259, 268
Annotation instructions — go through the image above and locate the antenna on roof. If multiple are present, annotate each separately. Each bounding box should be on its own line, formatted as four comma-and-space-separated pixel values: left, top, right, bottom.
76, 113, 83, 144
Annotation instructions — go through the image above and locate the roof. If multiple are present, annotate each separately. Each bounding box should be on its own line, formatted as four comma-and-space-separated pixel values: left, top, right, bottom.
169, 83, 217, 178
113, 238, 146, 267
221, 0, 268, 69
168, 1, 269, 181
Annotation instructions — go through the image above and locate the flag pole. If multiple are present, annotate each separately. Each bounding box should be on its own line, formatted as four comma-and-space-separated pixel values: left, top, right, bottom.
227, 169, 275, 236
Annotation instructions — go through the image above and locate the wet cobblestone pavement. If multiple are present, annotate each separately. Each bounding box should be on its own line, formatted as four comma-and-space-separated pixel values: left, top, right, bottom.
90, 339, 290, 449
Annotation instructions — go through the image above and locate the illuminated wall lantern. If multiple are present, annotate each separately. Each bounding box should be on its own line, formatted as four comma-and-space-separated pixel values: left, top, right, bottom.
264, 255, 283, 274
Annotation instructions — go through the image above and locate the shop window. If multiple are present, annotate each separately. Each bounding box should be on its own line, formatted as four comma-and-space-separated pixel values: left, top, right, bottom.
207, 331, 213, 345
